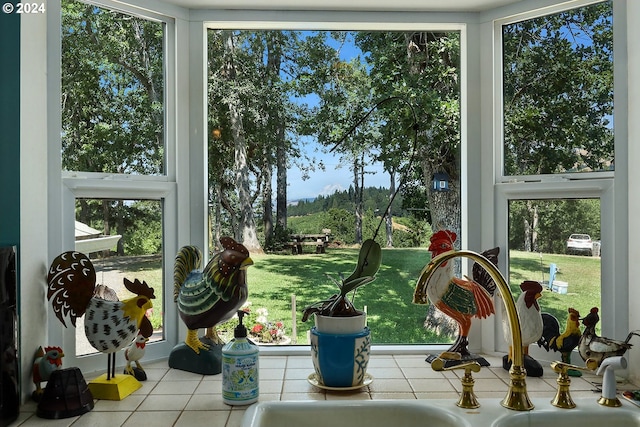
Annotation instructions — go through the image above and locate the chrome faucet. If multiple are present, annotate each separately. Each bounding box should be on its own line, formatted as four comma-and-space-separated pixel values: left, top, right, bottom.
418, 250, 534, 411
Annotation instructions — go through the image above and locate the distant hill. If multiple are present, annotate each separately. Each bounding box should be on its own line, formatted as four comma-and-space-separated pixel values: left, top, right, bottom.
287, 186, 406, 217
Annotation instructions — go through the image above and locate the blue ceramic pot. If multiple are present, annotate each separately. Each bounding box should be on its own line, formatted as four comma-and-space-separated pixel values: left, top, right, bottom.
310, 326, 371, 387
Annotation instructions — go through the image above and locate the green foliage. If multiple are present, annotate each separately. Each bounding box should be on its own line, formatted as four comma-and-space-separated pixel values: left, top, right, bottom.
509, 199, 600, 254
61, 0, 164, 175
503, 1, 613, 175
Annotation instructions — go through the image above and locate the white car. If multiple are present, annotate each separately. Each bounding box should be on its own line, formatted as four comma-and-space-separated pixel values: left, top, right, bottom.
566, 234, 593, 256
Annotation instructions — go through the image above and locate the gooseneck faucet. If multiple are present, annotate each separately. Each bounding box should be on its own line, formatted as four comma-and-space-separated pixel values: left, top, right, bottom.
418, 249, 534, 411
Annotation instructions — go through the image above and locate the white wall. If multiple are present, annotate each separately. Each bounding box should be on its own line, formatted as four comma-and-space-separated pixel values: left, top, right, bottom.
20, 11, 50, 401
625, 0, 640, 383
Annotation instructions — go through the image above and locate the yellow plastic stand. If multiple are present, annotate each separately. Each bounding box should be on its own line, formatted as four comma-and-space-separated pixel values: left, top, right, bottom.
87, 374, 142, 400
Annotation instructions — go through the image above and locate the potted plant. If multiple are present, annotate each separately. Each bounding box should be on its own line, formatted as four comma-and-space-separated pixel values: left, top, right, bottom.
300, 97, 418, 388
301, 239, 382, 388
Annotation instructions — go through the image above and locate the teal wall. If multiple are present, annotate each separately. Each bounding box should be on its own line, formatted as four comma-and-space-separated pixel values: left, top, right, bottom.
0, 4, 20, 248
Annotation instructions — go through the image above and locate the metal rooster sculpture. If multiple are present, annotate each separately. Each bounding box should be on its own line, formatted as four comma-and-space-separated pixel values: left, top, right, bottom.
169, 237, 253, 374
578, 307, 640, 367
537, 307, 583, 376
32, 346, 64, 399
502, 280, 544, 376
414, 230, 498, 366
47, 251, 156, 381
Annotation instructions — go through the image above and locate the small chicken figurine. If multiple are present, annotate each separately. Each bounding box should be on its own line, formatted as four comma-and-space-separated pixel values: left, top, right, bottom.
124, 332, 149, 381
173, 237, 253, 354
502, 280, 544, 376
414, 230, 498, 363
537, 308, 582, 376
32, 346, 64, 399
47, 251, 156, 380
579, 307, 640, 367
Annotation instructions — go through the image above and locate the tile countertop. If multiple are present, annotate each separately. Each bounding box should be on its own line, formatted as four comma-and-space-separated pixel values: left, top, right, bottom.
10, 354, 639, 427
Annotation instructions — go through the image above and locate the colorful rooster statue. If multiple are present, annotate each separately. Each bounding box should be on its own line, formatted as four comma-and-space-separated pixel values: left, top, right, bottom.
578, 307, 640, 367
32, 346, 64, 399
47, 251, 156, 381
124, 332, 149, 381
502, 280, 544, 376
169, 237, 253, 374
537, 308, 583, 376
414, 230, 498, 365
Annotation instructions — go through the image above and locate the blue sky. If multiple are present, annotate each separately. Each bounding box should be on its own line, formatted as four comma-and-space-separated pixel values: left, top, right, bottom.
282, 31, 388, 201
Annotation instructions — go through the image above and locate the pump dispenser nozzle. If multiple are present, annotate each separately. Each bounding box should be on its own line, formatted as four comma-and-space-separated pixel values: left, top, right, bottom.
234, 310, 249, 338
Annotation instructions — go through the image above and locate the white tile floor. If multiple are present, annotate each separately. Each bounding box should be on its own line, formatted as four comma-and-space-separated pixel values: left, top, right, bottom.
9, 354, 637, 427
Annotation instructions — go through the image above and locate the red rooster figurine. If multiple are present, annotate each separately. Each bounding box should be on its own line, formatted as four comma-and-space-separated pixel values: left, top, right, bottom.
414, 230, 498, 364
32, 346, 64, 399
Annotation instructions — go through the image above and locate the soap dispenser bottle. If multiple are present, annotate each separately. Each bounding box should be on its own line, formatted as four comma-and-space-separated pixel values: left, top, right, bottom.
222, 310, 259, 405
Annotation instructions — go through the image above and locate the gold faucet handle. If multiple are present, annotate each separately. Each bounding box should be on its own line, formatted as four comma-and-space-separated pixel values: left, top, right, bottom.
431, 358, 481, 409
550, 360, 597, 409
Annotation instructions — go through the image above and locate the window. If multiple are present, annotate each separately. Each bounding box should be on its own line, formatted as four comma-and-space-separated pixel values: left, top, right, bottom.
57, 0, 177, 373
501, 1, 613, 177
73, 198, 164, 356
496, 1, 614, 352
508, 198, 601, 333
206, 28, 464, 345
61, 0, 166, 175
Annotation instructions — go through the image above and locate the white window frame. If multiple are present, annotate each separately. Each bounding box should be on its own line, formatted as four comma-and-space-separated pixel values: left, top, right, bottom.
198, 17, 471, 355
489, 0, 626, 358
48, 0, 182, 374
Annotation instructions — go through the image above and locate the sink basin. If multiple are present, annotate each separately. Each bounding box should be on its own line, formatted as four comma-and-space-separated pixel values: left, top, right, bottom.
241, 400, 472, 427
492, 398, 640, 427
241, 398, 640, 427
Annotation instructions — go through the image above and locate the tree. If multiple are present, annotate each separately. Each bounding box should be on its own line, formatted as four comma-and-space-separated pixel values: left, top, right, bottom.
61, 0, 165, 255
502, 1, 613, 175
356, 31, 462, 241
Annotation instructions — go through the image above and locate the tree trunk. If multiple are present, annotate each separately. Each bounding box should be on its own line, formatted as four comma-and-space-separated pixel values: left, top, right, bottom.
531, 203, 539, 252
276, 142, 287, 230
223, 30, 262, 253
262, 152, 274, 249
354, 156, 364, 244
385, 171, 395, 247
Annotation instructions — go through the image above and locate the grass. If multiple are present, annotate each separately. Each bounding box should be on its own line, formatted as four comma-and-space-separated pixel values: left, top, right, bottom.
237, 247, 447, 345
107, 248, 602, 345
509, 250, 601, 334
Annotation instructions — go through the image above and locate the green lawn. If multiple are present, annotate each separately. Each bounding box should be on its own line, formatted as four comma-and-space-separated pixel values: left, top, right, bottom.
112, 248, 602, 345
232, 247, 449, 345
509, 250, 601, 334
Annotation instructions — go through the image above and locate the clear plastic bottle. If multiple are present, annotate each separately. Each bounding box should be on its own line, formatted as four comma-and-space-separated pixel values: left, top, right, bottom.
222, 310, 259, 405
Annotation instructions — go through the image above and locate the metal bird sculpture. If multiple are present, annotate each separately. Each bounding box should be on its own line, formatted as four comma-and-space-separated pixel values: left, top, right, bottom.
414, 230, 498, 363
47, 251, 156, 380
578, 307, 640, 367
173, 237, 253, 354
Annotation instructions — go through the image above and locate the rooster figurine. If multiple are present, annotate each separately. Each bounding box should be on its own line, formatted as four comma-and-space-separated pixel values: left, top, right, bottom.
578, 307, 640, 367
414, 230, 498, 365
47, 251, 156, 381
170, 237, 253, 374
537, 308, 582, 376
32, 346, 64, 399
502, 280, 544, 376
124, 332, 149, 381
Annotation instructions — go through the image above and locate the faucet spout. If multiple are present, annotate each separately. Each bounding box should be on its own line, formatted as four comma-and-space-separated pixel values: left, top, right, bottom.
418, 249, 534, 411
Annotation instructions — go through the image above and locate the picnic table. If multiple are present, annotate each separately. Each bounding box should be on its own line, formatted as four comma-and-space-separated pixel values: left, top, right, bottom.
287, 230, 331, 254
